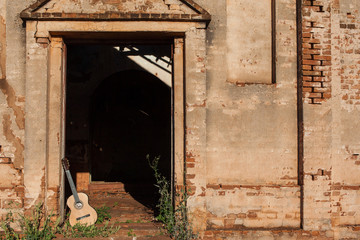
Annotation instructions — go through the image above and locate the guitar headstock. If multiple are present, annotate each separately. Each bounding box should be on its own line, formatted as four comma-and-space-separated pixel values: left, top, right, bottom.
62, 157, 70, 171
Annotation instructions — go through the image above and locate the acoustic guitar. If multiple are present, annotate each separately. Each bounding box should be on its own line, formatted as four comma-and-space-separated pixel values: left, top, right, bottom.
62, 158, 98, 226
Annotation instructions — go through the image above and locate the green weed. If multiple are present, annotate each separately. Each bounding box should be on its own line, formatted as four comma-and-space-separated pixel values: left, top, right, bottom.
95, 205, 111, 224
0, 203, 119, 239
0, 203, 60, 240
147, 155, 198, 240
127, 228, 136, 237
0, 211, 21, 240
60, 221, 119, 238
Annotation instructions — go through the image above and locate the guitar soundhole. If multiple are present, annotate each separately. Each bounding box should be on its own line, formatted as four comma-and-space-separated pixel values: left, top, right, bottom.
74, 201, 83, 210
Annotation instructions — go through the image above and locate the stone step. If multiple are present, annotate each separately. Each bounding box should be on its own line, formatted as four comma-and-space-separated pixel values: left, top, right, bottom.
90, 197, 151, 209
88, 182, 156, 195
107, 210, 154, 223
56, 236, 171, 240
90, 222, 167, 238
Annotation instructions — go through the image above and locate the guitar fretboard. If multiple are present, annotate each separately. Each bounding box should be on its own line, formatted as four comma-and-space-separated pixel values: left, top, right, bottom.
64, 169, 81, 205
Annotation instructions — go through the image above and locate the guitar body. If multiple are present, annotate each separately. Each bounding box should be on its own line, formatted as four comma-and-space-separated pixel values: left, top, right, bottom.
67, 192, 98, 226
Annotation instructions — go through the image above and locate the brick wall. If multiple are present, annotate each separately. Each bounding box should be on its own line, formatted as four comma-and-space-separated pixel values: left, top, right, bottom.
302, 0, 332, 104
205, 185, 300, 229
302, 0, 360, 238
338, 6, 360, 106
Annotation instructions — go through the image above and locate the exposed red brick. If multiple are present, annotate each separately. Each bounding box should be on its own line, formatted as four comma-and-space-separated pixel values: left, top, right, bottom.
186, 162, 195, 168
303, 81, 322, 87
306, 92, 322, 98
302, 0, 332, 104
303, 65, 312, 70
313, 55, 332, 60
313, 87, 330, 93
303, 70, 322, 76
303, 6, 321, 12
303, 32, 313, 38
247, 211, 258, 219
303, 38, 321, 43
303, 87, 313, 92
303, 49, 321, 55
303, 60, 321, 65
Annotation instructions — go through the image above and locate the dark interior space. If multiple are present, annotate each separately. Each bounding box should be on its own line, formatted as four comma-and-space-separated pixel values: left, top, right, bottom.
90, 70, 171, 183
64, 43, 172, 210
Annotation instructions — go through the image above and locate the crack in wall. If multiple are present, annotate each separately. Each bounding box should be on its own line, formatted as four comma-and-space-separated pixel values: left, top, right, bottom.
2, 114, 24, 169
0, 78, 25, 130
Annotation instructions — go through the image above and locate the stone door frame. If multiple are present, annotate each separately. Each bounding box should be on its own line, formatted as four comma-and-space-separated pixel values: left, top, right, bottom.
23, 20, 208, 220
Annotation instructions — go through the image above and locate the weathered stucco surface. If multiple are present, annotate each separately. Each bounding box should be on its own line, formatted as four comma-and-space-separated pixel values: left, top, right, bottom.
301, 0, 360, 238
36, 0, 196, 14
1, 0, 360, 239
0, 0, 34, 218
0, 1, 5, 80
194, 0, 300, 230
227, 0, 273, 84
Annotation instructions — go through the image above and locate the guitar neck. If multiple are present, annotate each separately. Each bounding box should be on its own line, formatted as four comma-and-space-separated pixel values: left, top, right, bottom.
64, 169, 81, 203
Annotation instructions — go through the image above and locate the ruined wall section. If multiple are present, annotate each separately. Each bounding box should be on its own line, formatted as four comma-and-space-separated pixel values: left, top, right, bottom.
302, 0, 332, 104
195, 0, 300, 230
0, 0, 35, 218
302, 0, 360, 238
0, 1, 5, 80
331, 0, 360, 238
302, 2, 333, 232
184, 26, 208, 231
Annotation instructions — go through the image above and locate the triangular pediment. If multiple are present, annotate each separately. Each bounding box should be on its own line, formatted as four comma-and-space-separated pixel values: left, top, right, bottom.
21, 0, 210, 22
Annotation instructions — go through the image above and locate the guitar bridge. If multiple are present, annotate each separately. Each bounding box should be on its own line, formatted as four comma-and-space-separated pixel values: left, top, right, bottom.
76, 214, 91, 221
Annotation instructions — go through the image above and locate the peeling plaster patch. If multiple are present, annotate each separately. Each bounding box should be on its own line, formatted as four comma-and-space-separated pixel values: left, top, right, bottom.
0, 164, 21, 187
2, 114, 24, 169
205, 186, 300, 228
227, 0, 272, 84
0, 189, 17, 199
0, 15, 5, 79
46, 189, 55, 199
273, 99, 291, 105
24, 170, 45, 210
222, 109, 241, 116
0, 78, 25, 130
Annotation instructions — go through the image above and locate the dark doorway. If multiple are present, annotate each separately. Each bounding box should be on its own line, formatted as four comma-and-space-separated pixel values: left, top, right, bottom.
65, 44, 172, 210
90, 70, 171, 183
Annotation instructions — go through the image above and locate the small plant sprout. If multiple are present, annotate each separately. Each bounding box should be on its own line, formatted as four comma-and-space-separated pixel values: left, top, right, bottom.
95, 205, 112, 224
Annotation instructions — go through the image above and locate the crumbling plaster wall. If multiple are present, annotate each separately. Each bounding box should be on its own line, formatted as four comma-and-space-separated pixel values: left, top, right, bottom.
302, 0, 360, 238
200, 0, 360, 238
22, 10, 208, 229
193, 0, 300, 230
0, 0, 37, 217
1, 0, 360, 238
